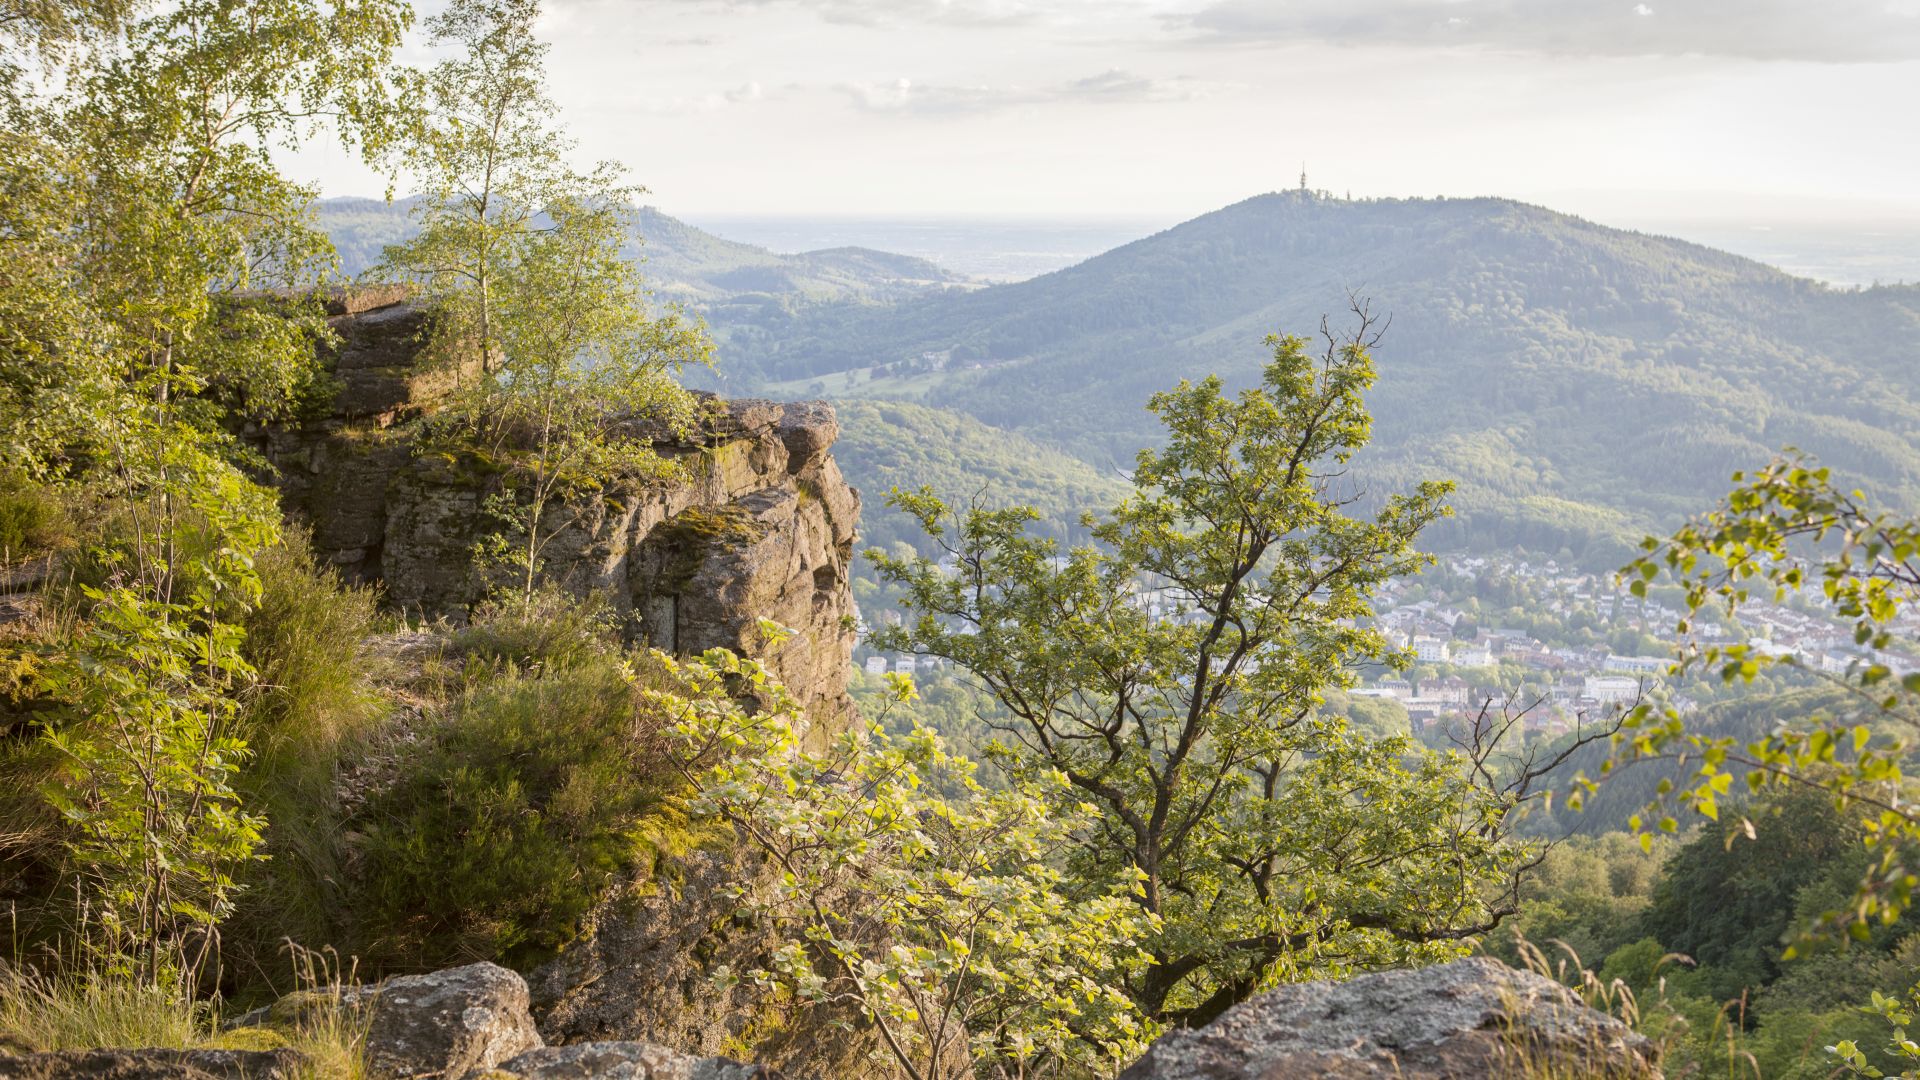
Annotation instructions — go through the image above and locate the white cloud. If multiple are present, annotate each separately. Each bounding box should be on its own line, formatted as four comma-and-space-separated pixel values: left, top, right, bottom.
1175, 0, 1920, 62
836, 68, 1199, 114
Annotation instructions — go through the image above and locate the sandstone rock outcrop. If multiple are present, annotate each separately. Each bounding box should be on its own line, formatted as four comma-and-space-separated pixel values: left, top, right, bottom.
0, 1050, 305, 1080
253, 289, 859, 729
1118, 957, 1659, 1080
227, 961, 791, 1080
231, 962, 541, 1080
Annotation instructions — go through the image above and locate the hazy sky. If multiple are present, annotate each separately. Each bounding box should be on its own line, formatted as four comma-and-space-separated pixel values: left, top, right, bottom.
297, 0, 1920, 222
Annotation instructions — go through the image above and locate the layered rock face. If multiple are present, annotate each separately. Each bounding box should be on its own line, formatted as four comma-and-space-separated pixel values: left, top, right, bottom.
255, 289, 859, 729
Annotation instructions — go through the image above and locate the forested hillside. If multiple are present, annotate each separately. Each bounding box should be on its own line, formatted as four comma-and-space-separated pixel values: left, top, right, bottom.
833, 400, 1129, 555
741, 193, 1920, 561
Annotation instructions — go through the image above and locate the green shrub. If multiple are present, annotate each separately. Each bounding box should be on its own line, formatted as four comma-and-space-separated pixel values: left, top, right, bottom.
449, 588, 619, 673
241, 537, 383, 766
351, 653, 693, 971
0, 474, 74, 565
224, 539, 384, 995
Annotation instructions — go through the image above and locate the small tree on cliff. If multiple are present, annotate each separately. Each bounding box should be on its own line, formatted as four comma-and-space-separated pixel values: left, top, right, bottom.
872, 308, 1616, 1027
378, 0, 708, 606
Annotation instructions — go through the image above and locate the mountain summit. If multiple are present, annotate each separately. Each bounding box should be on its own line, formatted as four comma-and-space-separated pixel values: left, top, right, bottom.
743, 193, 1920, 557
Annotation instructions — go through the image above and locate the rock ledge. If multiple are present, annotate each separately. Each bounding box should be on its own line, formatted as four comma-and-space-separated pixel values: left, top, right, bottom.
1119, 957, 1659, 1080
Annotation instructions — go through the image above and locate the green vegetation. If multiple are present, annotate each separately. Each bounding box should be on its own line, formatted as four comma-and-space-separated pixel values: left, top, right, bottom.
1, 0, 407, 988
353, 637, 694, 972
0, 476, 73, 564
869, 315, 1617, 1028
1487, 790, 1919, 1079
665, 642, 1155, 1080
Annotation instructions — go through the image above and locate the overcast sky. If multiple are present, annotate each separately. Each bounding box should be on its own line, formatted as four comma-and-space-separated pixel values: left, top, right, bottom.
296, 0, 1920, 223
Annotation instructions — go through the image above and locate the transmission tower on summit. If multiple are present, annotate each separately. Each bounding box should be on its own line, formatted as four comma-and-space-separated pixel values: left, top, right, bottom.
1299, 164, 1308, 193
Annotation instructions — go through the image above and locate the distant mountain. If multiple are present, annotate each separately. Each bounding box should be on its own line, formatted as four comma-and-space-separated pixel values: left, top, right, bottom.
313, 196, 965, 305
739, 193, 1920, 561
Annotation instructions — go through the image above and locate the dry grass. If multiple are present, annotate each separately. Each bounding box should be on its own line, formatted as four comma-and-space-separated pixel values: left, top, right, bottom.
0, 966, 204, 1055
0, 946, 370, 1080
1494, 936, 1713, 1080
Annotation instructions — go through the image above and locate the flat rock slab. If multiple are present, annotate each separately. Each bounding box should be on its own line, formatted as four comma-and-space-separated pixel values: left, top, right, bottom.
1119, 957, 1659, 1080
0, 1049, 305, 1080
497, 1042, 784, 1080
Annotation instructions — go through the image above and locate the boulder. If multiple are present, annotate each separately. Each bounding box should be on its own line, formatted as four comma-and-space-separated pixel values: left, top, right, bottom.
0, 1049, 304, 1080
495, 1042, 782, 1080
358, 962, 542, 1080
774, 402, 837, 473
1118, 957, 1659, 1080
235, 961, 541, 1080
251, 316, 861, 733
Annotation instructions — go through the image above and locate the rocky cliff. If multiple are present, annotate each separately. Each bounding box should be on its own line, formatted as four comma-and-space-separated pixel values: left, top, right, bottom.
253, 287, 860, 728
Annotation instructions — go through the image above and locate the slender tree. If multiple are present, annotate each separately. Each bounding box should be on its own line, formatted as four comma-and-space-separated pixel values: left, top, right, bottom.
376, 0, 566, 375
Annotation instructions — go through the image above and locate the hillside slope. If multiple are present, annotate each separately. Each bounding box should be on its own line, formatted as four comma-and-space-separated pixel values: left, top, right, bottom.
832, 400, 1131, 557
747, 194, 1920, 559
314, 198, 964, 304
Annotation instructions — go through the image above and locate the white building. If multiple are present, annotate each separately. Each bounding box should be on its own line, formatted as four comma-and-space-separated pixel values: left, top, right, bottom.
1604, 654, 1667, 676
1412, 636, 1452, 663
863, 655, 889, 676
1583, 675, 1642, 704
1819, 651, 1859, 675
1454, 644, 1493, 667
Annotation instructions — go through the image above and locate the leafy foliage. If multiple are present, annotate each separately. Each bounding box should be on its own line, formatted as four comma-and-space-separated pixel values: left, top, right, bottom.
663, 636, 1156, 1080
353, 648, 687, 971
1604, 455, 1919, 942
1, 0, 403, 988
871, 315, 1611, 1026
